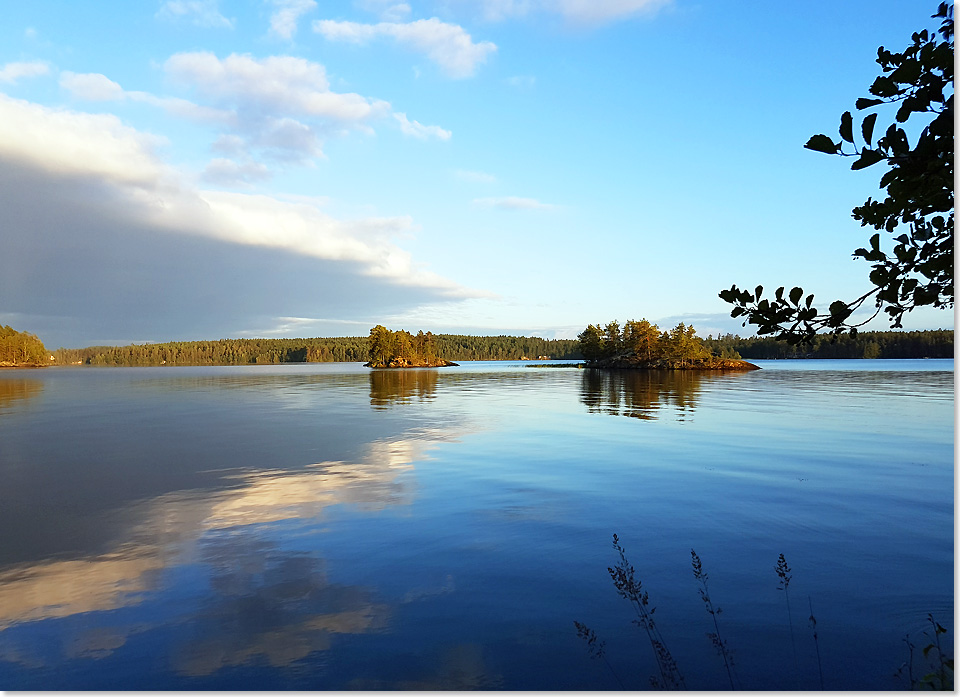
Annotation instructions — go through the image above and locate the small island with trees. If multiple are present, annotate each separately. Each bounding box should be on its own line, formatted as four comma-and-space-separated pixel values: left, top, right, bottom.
578, 319, 759, 371
364, 325, 459, 368
0, 325, 50, 368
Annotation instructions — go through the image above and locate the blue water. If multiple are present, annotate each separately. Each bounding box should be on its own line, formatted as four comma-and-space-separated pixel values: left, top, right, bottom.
0, 359, 953, 690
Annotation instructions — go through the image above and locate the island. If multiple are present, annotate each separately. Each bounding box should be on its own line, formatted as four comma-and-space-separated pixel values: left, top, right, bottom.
578, 319, 759, 371
0, 325, 51, 368
364, 325, 459, 368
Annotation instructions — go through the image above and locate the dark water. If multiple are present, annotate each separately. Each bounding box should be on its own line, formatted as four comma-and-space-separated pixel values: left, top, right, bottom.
0, 359, 952, 690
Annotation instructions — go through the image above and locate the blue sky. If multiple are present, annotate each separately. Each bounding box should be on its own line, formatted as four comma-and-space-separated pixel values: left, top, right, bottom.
0, 0, 952, 348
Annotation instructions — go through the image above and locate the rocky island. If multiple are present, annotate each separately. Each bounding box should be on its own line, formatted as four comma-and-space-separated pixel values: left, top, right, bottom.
364, 325, 459, 368
578, 319, 760, 371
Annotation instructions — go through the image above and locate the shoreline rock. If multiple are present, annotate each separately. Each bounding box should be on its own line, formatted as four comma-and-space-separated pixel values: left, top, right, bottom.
586, 356, 760, 371
364, 358, 459, 368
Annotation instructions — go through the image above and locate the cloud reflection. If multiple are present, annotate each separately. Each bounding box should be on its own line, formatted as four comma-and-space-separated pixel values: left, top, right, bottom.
174, 536, 389, 676
0, 432, 445, 640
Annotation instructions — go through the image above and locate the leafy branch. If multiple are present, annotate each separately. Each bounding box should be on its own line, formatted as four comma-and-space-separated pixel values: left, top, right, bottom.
721, 3, 953, 344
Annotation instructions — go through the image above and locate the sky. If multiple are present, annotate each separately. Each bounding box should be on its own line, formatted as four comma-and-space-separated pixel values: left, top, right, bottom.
0, 0, 953, 349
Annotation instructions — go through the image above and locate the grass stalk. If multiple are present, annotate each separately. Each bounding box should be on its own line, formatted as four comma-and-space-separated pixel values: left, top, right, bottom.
608, 534, 685, 689
808, 596, 824, 689
691, 549, 738, 689
573, 621, 626, 689
775, 553, 800, 687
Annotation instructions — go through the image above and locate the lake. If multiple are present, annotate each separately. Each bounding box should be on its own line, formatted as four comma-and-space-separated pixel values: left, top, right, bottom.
0, 359, 953, 690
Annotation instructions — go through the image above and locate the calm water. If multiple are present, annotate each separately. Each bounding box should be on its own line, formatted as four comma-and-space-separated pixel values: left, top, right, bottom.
0, 359, 953, 690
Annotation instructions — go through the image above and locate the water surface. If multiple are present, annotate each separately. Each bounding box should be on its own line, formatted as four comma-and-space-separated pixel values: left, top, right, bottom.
0, 359, 953, 689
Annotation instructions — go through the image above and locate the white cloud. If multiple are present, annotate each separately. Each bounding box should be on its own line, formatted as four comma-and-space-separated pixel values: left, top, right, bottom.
164, 52, 390, 123
267, 0, 317, 39
393, 112, 451, 140
0, 93, 169, 186
163, 51, 397, 161
59, 56, 442, 169
474, 0, 670, 24
554, 0, 670, 23
59, 71, 125, 101
59, 71, 236, 125
356, 0, 412, 21
313, 18, 496, 79
454, 169, 496, 184
476, 0, 533, 21
0, 60, 50, 84
0, 93, 470, 290
473, 196, 556, 210
202, 157, 272, 186
156, 0, 234, 28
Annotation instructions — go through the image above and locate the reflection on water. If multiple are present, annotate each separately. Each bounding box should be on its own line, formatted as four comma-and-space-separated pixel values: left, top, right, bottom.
580, 369, 740, 420
0, 429, 445, 672
369, 369, 439, 409
0, 378, 43, 413
175, 535, 390, 677
0, 362, 952, 690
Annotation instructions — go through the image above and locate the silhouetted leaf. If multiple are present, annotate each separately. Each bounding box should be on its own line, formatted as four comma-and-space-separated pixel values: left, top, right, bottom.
861, 112, 878, 144
804, 134, 839, 154
851, 148, 885, 170
839, 111, 854, 142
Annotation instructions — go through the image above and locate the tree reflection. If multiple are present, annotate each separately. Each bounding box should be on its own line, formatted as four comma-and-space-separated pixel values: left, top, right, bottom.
369, 369, 439, 409
580, 370, 714, 421
0, 379, 43, 413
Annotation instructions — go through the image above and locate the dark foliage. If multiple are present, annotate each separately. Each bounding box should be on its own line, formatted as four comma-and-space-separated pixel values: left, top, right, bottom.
703, 328, 952, 359
52, 333, 581, 366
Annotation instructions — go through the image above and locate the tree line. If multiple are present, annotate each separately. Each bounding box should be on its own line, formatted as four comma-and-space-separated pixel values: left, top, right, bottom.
702, 329, 953, 360
0, 325, 49, 366
51, 333, 582, 366
16, 326, 952, 367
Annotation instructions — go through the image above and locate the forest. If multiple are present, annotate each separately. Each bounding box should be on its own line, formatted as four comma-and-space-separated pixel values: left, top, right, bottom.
702, 329, 953, 360
50, 333, 581, 366
5, 325, 951, 367
0, 325, 49, 367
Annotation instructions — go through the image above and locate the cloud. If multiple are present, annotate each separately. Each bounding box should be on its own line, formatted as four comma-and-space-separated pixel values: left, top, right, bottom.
59, 71, 235, 125
267, 0, 317, 39
554, 0, 670, 23
164, 52, 387, 121
156, 0, 234, 28
161, 51, 397, 162
313, 18, 496, 79
0, 94, 479, 347
0, 60, 50, 84
201, 157, 271, 186
454, 169, 496, 184
59, 56, 442, 169
474, 0, 670, 24
59, 71, 126, 100
356, 0, 412, 21
393, 112, 451, 140
473, 196, 555, 210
